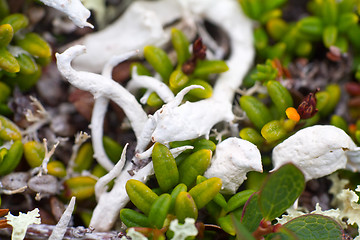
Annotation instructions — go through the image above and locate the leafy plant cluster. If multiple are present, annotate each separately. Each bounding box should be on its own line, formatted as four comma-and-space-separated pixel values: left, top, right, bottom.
0, 0, 51, 116
240, 0, 360, 63
132, 28, 228, 108
239, 59, 347, 150
121, 143, 344, 240
1, 0, 360, 239
237, 0, 360, 150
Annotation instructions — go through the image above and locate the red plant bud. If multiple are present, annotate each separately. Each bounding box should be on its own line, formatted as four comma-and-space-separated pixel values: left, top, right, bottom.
182, 57, 196, 75
193, 37, 206, 60
297, 89, 319, 119
345, 82, 360, 96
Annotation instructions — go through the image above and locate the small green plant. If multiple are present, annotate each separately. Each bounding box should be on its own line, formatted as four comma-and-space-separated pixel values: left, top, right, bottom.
0, 0, 51, 116
240, 0, 360, 63
239, 59, 345, 149
132, 28, 228, 108
121, 145, 344, 240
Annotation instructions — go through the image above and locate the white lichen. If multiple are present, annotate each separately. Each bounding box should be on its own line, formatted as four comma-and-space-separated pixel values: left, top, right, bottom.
337, 188, 360, 239
120, 228, 147, 240
49, 197, 76, 240
6, 208, 41, 240
272, 125, 357, 181
39, 0, 93, 28
169, 218, 198, 240
91, 51, 139, 171
69, 1, 170, 72
204, 137, 263, 194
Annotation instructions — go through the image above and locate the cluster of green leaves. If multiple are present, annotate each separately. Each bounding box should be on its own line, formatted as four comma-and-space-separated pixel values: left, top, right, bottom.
240, 0, 360, 63
120, 142, 221, 239
0, 112, 125, 209
0, 0, 51, 116
239, 60, 341, 150
122, 143, 344, 240
132, 28, 228, 108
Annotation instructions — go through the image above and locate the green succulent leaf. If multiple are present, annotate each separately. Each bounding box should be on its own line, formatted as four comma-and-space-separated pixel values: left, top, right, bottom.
0, 24, 13, 48
239, 127, 265, 146
193, 139, 216, 152
323, 25, 338, 48
297, 17, 323, 38
266, 80, 293, 117
63, 176, 97, 200
0, 82, 10, 103
258, 164, 305, 221
320, 0, 338, 25
192, 60, 228, 77
254, 27, 268, 50
0, 115, 22, 141
170, 183, 188, 213
174, 191, 198, 223
196, 175, 227, 209
125, 179, 159, 215
185, 79, 213, 99
120, 208, 151, 228
239, 0, 262, 20
338, 13, 359, 32
103, 136, 123, 163
171, 28, 190, 66
0, 0, 9, 19
16, 53, 38, 75
261, 120, 288, 143
16, 33, 52, 58
239, 95, 273, 130
0, 47, 20, 73
226, 189, 255, 213
178, 149, 212, 187
147, 92, 164, 107
0, 13, 28, 33
148, 193, 172, 229
47, 161, 66, 178
0, 140, 23, 176
144, 45, 173, 83
152, 142, 179, 192
169, 69, 189, 90
188, 177, 222, 209
24, 141, 45, 168
73, 142, 94, 172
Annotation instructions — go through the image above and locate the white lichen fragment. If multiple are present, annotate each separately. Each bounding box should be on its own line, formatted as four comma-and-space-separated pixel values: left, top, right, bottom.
272, 125, 357, 181
328, 173, 350, 206
6, 208, 41, 240
121, 228, 148, 240
49, 197, 76, 240
169, 218, 198, 240
337, 187, 360, 240
39, 0, 93, 28
204, 137, 262, 194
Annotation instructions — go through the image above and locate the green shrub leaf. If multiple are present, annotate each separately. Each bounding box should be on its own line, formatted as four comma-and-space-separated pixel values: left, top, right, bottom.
259, 164, 305, 221
241, 193, 263, 232
280, 214, 343, 240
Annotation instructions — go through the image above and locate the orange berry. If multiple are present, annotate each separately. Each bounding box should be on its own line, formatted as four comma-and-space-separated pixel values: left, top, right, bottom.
286, 107, 300, 122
